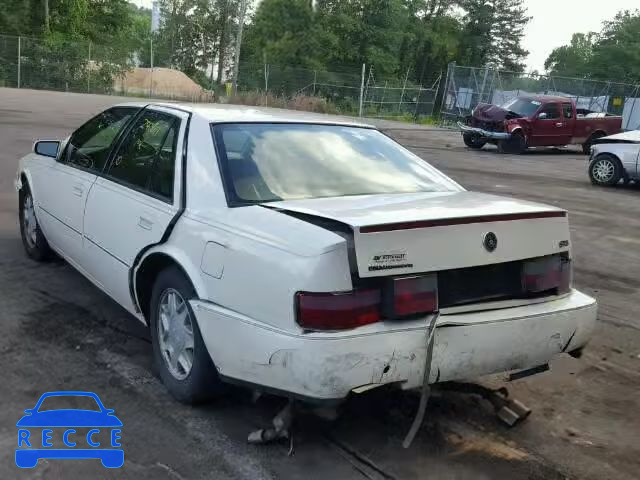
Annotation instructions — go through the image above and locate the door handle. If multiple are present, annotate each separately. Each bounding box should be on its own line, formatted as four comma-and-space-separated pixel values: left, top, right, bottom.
72, 184, 84, 197
555, 123, 564, 127
138, 216, 154, 231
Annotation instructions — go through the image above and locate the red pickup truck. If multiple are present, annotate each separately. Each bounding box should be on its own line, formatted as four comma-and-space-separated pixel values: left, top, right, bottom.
458, 95, 622, 154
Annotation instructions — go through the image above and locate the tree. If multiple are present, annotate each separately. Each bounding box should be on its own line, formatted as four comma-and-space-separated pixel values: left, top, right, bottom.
589, 10, 640, 83
242, 0, 320, 67
543, 9, 640, 83
400, 0, 462, 85
544, 33, 594, 78
316, 0, 406, 75
457, 0, 530, 71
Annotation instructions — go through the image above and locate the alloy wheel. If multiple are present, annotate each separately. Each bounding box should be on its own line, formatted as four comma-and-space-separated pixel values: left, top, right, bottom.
593, 158, 615, 183
157, 288, 195, 381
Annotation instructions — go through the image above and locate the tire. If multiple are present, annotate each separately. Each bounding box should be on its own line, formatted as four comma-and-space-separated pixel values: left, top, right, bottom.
583, 132, 606, 155
498, 131, 527, 154
19, 184, 51, 262
149, 265, 224, 403
589, 154, 622, 186
462, 133, 487, 149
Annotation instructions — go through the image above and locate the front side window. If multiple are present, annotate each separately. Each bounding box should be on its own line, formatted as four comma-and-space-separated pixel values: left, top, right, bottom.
65, 107, 136, 172
538, 103, 560, 120
213, 123, 460, 204
106, 110, 179, 201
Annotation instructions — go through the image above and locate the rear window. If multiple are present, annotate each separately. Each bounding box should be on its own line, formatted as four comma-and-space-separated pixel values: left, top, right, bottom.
212, 123, 460, 204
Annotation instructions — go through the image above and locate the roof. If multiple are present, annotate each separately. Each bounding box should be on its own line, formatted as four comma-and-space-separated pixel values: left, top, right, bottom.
518, 95, 574, 103
115, 101, 374, 128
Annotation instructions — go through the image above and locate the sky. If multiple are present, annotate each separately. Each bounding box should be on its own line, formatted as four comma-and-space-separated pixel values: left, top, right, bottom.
522, 0, 638, 72
134, 0, 639, 73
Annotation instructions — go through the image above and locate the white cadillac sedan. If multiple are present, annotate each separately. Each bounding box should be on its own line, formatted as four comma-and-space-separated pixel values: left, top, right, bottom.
16, 103, 597, 404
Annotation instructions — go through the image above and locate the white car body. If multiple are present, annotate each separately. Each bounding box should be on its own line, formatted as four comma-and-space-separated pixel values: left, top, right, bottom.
16, 103, 597, 402
589, 130, 640, 183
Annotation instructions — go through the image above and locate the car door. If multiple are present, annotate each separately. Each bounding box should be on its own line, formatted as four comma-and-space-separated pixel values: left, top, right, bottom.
556, 102, 575, 145
82, 107, 187, 314
33, 107, 137, 265
530, 102, 564, 146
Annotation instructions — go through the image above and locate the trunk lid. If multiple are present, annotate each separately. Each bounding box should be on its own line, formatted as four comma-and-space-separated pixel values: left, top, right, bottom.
267, 191, 570, 278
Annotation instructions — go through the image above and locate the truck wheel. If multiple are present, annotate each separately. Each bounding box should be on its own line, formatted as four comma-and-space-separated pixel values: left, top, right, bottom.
589, 154, 622, 186
462, 133, 487, 150
583, 132, 605, 155
498, 131, 526, 154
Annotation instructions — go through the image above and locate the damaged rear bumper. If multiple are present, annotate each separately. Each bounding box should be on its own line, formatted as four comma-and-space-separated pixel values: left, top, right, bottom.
458, 121, 511, 140
191, 289, 597, 403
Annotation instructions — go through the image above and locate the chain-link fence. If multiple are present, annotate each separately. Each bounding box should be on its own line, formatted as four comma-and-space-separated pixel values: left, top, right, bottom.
441, 63, 640, 130
234, 62, 441, 119
0, 33, 442, 121
0, 34, 134, 94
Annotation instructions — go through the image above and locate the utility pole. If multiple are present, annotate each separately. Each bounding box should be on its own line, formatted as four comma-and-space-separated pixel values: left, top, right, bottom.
231, 0, 248, 94
43, 0, 50, 33
216, 0, 229, 84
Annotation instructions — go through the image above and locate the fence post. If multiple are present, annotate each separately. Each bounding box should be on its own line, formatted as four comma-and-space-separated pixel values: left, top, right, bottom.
438, 62, 454, 122
87, 41, 91, 93
398, 68, 410, 114
264, 63, 270, 107
17, 36, 21, 88
625, 85, 639, 130
313, 70, 317, 96
358, 63, 365, 117
149, 37, 154, 98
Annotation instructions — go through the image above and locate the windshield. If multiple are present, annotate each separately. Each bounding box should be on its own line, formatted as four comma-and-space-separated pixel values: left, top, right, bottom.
500, 98, 541, 117
213, 123, 460, 204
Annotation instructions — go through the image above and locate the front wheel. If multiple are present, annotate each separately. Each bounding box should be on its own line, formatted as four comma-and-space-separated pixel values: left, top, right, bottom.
462, 133, 487, 149
498, 131, 527, 154
150, 266, 224, 403
589, 154, 622, 186
19, 185, 51, 262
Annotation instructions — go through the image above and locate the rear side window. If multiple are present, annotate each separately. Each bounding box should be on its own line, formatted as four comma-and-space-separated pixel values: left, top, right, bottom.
106, 110, 179, 202
65, 107, 136, 172
562, 103, 573, 119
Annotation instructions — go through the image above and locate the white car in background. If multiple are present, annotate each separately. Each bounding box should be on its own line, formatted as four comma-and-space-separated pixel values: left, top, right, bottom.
588, 130, 640, 186
16, 103, 597, 404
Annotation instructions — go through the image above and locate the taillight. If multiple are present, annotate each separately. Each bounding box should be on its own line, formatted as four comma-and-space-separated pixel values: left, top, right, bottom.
384, 275, 438, 317
522, 255, 571, 294
296, 289, 381, 331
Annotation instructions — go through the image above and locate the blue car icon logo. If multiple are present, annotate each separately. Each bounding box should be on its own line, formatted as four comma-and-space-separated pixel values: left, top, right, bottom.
16, 391, 123, 468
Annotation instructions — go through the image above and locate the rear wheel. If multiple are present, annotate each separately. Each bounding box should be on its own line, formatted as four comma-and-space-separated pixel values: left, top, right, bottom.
583, 132, 606, 155
498, 131, 527, 154
462, 133, 487, 149
19, 184, 51, 261
589, 154, 622, 186
150, 265, 224, 403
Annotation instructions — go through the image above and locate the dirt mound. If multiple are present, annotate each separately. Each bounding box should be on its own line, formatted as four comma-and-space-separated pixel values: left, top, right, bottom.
114, 67, 213, 101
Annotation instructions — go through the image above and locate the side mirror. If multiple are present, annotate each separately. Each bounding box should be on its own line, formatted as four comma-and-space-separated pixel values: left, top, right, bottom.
537, 112, 548, 120
34, 140, 60, 158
